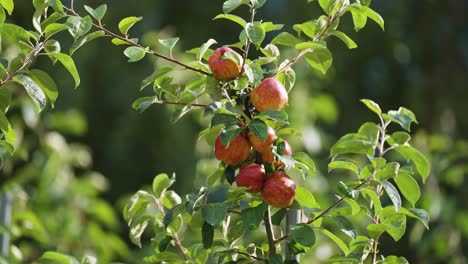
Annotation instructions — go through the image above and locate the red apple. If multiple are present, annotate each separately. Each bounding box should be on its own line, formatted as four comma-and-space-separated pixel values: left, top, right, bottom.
250, 78, 288, 112
214, 133, 251, 165
262, 171, 296, 208
248, 126, 277, 152
208, 47, 243, 81
235, 164, 265, 193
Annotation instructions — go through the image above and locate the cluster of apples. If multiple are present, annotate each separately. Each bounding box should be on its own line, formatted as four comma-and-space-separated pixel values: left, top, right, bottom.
208, 47, 296, 208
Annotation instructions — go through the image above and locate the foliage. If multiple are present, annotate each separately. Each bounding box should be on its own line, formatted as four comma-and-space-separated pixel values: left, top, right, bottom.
0, 0, 437, 263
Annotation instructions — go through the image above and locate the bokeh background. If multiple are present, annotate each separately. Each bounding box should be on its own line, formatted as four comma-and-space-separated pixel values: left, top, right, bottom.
2, 0, 468, 263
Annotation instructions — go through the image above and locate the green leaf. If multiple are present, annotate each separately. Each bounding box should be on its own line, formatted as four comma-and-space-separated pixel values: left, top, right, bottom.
13, 75, 46, 112
248, 119, 267, 141
241, 202, 267, 230
220, 125, 242, 147
144, 252, 184, 263
395, 172, 420, 207
45, 0, 64, 13
360, 99, 382, 116
271, 208, 287, 226
363, 6, 384, 30
66, 16, 92, 40
250, 0, 267, 9
202, 203, 228, 227
330, 139, 374, 157
44, 23, 70, 38
319, 228, 350, 255
197, 38, 217, 61
202, 222, 214, 249
375, 162, 400, 180
383, 107, 418, 131
271, 32, 299, 47
394, 145, 430, 182
255, 109, 288, 122
40, 251, 80, 264
132, 96, 156, 113
304, 48, 333, 74
159, 37, 179, 57
293, 152, 316, 176
123, 190, 154, 222
0, 7, 5, 25
213, 14, 246, 27
348, 4, 384, 31
381, 180, 401, 211
361, 189, 382, 217
84, 4, 107, 22
45, 39, 61, 54
399, 208, 429, 230
140, 66, 173, 90
382, 214, 406, 241
0, 110, 15, 150
293, 21, 319, 39
333, 216, 356, 239
386, 131, 411, 146
295, 186, 320, 209
129, 214, 152, 247
330, 30, 357, 49
50, 53, 80, 88
0, 23, 30, 42
223, 0, 248, 14
152, 173, 174, 197
211, 113, 238, 127
328, 160, 359, 176
383, 256, 409, 264
318, 0, 339, 15
245, 22, 266, 48
0, 0, 13, 15
124, 46, 147, 62
119, 16, 142, 35
295, 41, 327, 50
28, 69, 58, 108
70, 30, 106, 55
290, 223, 315, 247
337, 181, 359, 200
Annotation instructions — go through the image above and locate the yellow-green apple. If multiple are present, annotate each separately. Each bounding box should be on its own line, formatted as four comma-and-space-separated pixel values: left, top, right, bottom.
214, 133, 251, 165
262, 171, 296, 208
235, 164, 265, 193
248, 126, 277, 152
208, 47, 243, 81
250, 78, 288, 112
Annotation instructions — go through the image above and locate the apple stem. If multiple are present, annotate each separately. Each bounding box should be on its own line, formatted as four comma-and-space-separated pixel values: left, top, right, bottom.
63, 6, 212, 77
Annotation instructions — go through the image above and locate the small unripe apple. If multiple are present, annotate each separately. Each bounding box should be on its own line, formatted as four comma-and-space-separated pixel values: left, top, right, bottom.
248, 126, 277, 152
214, 133, 251, 165
208, 47, 243, 81
236, 164, 265, 193
262, 171, 296, 208
250, 78, 288, 112
260, 140, 292, 164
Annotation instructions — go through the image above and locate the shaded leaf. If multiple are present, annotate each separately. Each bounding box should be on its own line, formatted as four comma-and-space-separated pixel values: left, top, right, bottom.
381, 180, 401, 211
13, 75, 46, 112
50, 53, 80, 88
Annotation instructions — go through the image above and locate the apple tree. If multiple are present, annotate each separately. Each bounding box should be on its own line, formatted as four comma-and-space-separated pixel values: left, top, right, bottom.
0, 0, 431, 263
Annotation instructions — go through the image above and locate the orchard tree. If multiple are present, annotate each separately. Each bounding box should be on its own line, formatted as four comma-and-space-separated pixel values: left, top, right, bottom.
0, 0, 431, 263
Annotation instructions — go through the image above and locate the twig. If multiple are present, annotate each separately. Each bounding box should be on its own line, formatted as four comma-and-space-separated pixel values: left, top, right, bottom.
0, 41, 46, 87
273, 7, 341, 78
63, 6, 211, 76
155, 100, 207, 108
239, 7, 255, 76
264, 206, 276, 258
274, 176, 374, 244
235, 250, 266, 261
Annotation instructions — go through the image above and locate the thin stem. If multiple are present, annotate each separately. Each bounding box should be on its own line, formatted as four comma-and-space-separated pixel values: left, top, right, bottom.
155, 100, 207, 108
235, 250, 266, 261
153, 197, 189, 261
0, 41, 46, 87
273, 7, 342, 77
239, 7, 255, 75
275, 177, 374, 244
264, 206, 276, 258
63, 6, 211, 76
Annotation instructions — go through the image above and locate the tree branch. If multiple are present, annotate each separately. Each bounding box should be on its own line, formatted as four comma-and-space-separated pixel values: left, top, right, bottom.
155, 100, 207, 108
264, 206, 276, 258
63, 6, 211, 76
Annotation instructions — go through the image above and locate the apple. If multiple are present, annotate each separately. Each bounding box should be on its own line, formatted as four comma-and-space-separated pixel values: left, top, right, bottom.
214, 133, 251, 165
235, 164, 265, 193
208, 47, 243, 81
262, 171, 296, 208
260, 140, 292, 164
250, 78, 288, 112
248, 126, 277, 152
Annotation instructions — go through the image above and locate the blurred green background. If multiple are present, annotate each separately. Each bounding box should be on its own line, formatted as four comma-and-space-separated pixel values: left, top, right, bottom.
2, 0, 468, 263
